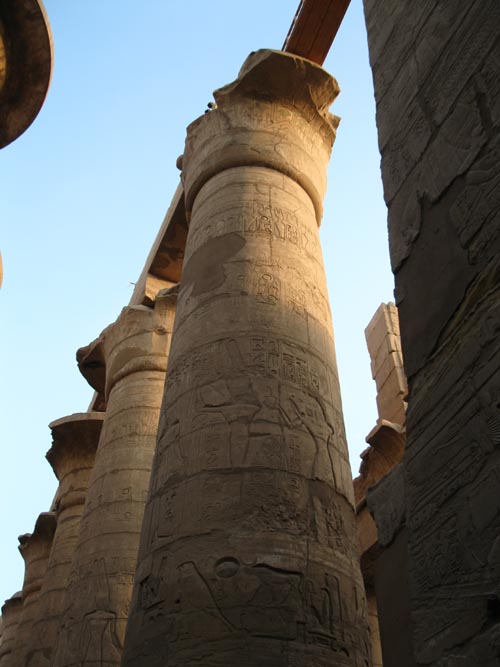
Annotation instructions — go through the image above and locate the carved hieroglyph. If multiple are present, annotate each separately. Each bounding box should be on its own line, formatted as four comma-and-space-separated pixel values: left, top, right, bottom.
25, 412, 105, 666
364, 1, 500, 663
52, 293, 176, 667
12, 513, 56, 667
122, 50, 371, 667
0, 592, 22, 667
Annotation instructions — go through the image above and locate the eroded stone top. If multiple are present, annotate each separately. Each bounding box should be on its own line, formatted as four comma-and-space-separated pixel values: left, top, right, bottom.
182, 49, 340, 224
46, 412, 105, 480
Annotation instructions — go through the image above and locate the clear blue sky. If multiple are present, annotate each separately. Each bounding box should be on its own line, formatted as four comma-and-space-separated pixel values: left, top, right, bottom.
0, 0, 393, 604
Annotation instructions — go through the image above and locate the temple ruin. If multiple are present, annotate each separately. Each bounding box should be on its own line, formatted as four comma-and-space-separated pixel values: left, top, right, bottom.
2, 1, 500, 666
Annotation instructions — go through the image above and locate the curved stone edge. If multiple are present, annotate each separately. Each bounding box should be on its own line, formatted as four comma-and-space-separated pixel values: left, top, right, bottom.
0, 0, 53, 148
182, 49, 340, 224
46, 412, 105, 480
18, 512, 57, 554
1, 591, 22, 614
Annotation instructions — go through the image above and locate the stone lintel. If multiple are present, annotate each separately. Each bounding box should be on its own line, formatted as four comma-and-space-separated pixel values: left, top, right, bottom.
130, 183, 186, 306
0, 0, 53, 148
182, 49, 340, 224
46, 411, 105, 481
282, 0, 351, 65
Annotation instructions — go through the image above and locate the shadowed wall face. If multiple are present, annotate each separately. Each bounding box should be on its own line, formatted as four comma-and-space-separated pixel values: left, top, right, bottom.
364, 1, 500, 664
122, 49, 371, 667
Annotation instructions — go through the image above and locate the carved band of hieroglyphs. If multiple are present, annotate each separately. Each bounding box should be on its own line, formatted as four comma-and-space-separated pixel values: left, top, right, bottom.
187, 201, 322, 260
166, 335, 337, 398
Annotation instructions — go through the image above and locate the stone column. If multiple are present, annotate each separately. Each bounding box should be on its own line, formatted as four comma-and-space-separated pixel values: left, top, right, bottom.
366, 593, 383, 667
0, 592, 22, 667
25, 412, 104, 666
52, 292, 176, 667
122, 49, 371, 667
15, 513, 57, 667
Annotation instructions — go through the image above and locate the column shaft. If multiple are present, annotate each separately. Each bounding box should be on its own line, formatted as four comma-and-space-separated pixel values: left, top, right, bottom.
0, 593, 22, 667
15, 513, 57, 667
52, 295, 176, 667
123, 49, 371, 667
25, 413, 104, 666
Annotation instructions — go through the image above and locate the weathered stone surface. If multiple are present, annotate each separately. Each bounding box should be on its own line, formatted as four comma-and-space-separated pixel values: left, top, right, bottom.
130, 184, 188, 306
366, 592, 383, 667
122, 49, 371, 667
14, 513, 57, 667
353, 303, 406, 507
367, 465, 405, 549
0, 0, 53, 148
354, 422, 405, 505
24, 412, 104, 666
0, 592, 22, 667
364, 0, 500, 664
365, 303, 407, 425
373, 528, 416, 667
52, 293, 176, 667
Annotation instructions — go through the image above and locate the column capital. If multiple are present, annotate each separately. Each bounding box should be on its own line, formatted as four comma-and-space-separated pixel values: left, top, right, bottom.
18, 512, 56, 599
77, 298, 176, 400
47, 412, 105, 478
1, 590, 22, 616
46, 412, 104, 515
182, 49, 340, 223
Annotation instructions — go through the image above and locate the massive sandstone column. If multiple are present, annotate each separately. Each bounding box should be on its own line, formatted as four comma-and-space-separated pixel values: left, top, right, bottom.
25, 412, 104, 666
0, 592, 22, 667
15, 513, 57, 667
52, 293, 177, 667
122, 49, 371, 667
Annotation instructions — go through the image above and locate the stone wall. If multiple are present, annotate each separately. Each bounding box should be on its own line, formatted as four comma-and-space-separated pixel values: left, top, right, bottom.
364, 1, 500, 664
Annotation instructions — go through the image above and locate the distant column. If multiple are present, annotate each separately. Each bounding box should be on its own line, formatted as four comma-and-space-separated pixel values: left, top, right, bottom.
15, 513, 57, 667
366, 592, 383, 667
52, 292, 176, 667
123, 49, 372, 667
0, 592, 22, 667
25, 412, 104, 666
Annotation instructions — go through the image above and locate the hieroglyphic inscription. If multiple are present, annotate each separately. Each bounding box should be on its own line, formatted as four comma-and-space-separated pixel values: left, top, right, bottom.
167, 336, 334, 399
187, 201, 321, 261
122, 50, 370, 667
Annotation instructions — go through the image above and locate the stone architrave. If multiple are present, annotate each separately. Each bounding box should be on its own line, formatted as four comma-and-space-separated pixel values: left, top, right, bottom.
122, 49, 372, 667
0, 592, 22, 667
52, 291, 177, 667
14, 513, 57, 667
24, 412, 105, 666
